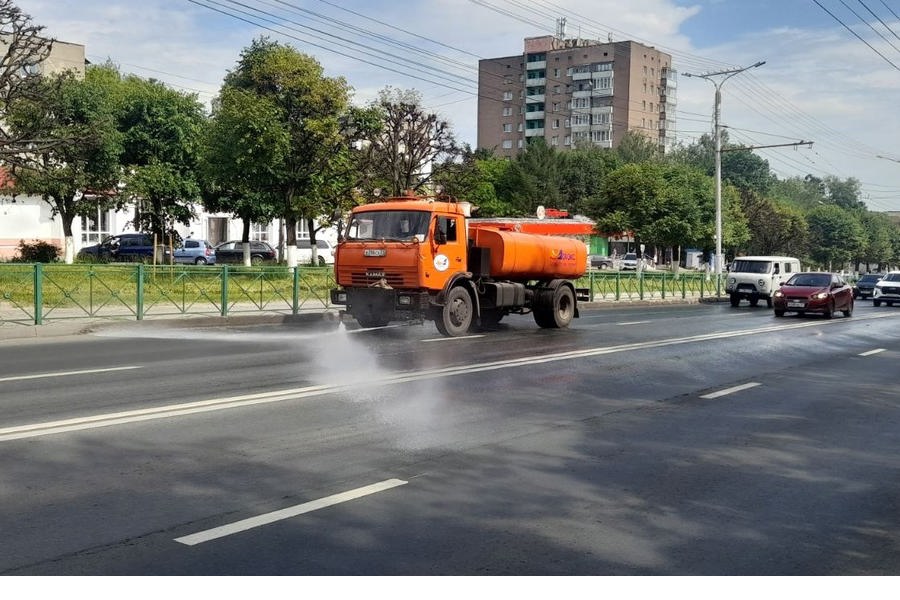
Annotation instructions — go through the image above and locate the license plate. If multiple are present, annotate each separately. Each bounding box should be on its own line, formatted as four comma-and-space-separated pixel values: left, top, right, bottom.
787, 301, 805, 308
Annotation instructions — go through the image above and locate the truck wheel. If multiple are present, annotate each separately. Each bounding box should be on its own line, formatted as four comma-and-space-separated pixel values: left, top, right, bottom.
435, 286, 473, 337
534, 285, 575, 329
749, 297, 759, 307
730, 293, 740, 307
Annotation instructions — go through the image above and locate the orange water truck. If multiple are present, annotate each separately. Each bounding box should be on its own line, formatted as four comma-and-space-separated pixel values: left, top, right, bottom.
329, 192, 589, 336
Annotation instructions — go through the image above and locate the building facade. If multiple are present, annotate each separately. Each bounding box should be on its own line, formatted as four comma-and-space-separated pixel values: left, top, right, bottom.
477, 34, 676, 157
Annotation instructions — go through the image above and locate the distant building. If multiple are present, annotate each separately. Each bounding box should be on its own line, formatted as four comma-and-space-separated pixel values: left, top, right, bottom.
477, 30, 676, 157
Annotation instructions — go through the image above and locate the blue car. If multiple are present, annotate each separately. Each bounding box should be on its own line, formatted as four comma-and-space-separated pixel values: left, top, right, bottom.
173, 238, 216, 265
77, 233, 167, 262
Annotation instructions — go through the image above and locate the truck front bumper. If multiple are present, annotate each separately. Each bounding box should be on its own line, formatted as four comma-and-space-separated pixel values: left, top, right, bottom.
331, 287, 433, 322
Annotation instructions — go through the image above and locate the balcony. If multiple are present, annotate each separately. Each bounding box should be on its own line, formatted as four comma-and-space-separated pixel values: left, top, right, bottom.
525, 128, 545, 137
525, 77, 546, 86
572, 71, 592, 80
525, 110, 545, 120
526, 60, 546, 70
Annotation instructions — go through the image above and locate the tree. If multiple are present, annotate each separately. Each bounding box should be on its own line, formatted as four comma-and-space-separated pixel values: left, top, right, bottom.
856, 211, 896, 270
0, 0, 61, 161
558, 146, 620, 216
806, 205, 865, 270
354, 86, 461, 197
5, 63, 123, 263
198, 86, 284, 264
616, 130, 661, 164
224, 37, 351, 267
116, 75, 205, 244
738, 192, 808, 257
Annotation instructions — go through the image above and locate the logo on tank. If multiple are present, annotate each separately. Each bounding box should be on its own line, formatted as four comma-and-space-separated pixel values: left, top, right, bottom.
434, 254, 450, 271
551, 249, 575, 261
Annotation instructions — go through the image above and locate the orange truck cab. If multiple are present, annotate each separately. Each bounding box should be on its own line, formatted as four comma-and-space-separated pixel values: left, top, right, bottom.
330, 193, 588, 336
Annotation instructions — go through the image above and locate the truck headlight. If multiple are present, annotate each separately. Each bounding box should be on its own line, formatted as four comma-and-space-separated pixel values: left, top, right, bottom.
758, 279, 767, 288
397, 295, 412, 305
336, 291, 347, 303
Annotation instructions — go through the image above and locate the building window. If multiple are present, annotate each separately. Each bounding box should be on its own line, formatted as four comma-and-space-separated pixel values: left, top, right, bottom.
551, 136, 559, 146
564, 135, 572, 146
503, 123, 512, 133
552, 119, 559, 129
518, 139, 524, 148
502, 106, 512, 116
80, 208, 110, 244
502, 139, 513, 149
252, 222, 271, 242
503, 91, 513, 101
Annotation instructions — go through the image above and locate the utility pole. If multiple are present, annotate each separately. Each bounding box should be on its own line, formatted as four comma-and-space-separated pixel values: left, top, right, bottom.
683, 61, 765, 296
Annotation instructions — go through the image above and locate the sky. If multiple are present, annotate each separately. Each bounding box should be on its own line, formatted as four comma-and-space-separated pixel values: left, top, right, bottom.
14, 0, 900, 212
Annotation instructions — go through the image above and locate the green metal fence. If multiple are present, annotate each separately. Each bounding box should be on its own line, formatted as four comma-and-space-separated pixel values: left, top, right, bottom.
0, 264, 337, 326
0, 264, 720, 327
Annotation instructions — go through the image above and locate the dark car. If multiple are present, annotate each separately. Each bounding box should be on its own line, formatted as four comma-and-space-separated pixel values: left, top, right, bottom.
77, 233, 167, 262
772, 272, 853, 318
214, 240, 277, 265
588, 255, 614, 270
852, 273, 883, 299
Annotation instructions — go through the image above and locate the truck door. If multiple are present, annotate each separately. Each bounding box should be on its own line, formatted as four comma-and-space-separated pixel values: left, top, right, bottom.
430, 215, 466, 289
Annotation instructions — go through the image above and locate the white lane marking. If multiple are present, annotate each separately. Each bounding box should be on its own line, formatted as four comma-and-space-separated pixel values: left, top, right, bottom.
859, 348, 886, 356
700, 382, 761, 399
617, 321, 650, 325
0, 366, 141, 383
422, 334, 485, 342
1, 315, 892, 442
174, 479, 408, 546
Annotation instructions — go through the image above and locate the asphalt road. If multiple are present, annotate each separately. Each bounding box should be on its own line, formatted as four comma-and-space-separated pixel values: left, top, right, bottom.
1, 301, 899, 575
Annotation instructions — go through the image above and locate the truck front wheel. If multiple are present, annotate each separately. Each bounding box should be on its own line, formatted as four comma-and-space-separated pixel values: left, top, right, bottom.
435, 286, 473, 337
534, 285, 575, 329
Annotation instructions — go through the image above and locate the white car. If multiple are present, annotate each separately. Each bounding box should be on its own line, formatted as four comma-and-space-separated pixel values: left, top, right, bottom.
872, 271, 900, 307
620, 252, 638, 270
297, 238, 335, 266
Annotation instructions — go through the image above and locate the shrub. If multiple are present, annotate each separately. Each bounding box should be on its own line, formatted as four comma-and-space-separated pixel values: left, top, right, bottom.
14, 239, 61, 263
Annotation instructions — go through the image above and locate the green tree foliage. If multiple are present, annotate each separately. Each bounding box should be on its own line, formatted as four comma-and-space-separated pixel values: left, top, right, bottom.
806, 204, 866, 270
223, 37, 351, 265
857, 211, 895, 270
5, 63, 123, 262
615, 131, 661, 164
738, 192, 808, 257
116, 74, 205, 242
721, 147, 774, 194
198, 86, 284, 252
558, 146, 620, 215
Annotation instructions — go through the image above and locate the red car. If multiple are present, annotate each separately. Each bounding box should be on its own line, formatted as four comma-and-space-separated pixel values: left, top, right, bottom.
773, 272, 854, 318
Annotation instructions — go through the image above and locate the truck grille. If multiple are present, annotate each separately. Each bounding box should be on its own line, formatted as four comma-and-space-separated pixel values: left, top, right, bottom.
350, 270, 415, 287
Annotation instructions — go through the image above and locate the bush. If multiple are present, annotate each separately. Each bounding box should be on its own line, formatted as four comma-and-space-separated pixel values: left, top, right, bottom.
14, 239, 61, 263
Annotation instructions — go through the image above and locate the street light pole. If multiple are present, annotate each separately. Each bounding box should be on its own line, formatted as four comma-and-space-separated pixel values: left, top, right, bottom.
683, 61, 764, 296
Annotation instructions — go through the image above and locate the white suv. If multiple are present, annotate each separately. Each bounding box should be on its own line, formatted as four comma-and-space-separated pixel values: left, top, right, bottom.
297, 238, 335, 266
872, 271, 900, 307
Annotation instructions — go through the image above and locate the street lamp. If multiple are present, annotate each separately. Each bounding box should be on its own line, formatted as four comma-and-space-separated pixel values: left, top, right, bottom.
683, 61, 764, 295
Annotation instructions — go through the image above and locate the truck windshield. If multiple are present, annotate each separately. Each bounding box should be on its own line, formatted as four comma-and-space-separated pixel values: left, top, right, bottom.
346, 210, 431, 241
730, 259, 771, 274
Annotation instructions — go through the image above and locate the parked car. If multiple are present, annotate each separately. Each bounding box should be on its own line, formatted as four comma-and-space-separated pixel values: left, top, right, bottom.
873, 271, 900, 307
77, 233, 169, 263
852, 273, 883, 299
214, 240, 277, 265
772, 272, 853, 318
620, 252, 638, 270
173, 238, 216, 265
297, 238, 335, 266
588, 254, 614, 270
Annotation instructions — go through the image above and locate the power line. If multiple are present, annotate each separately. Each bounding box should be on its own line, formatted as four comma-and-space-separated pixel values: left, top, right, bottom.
812, 0, 900, 70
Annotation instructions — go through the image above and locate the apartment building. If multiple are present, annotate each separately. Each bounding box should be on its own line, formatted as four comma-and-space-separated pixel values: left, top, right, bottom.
477, 34, 677, 157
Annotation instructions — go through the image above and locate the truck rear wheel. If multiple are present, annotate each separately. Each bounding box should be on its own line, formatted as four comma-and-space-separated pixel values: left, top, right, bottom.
435, 286, 473, 337
534, 285, 575, 329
